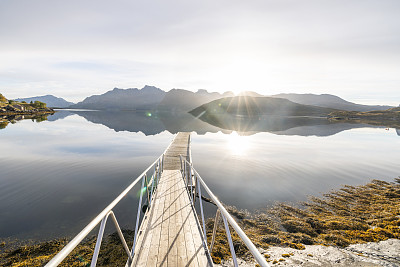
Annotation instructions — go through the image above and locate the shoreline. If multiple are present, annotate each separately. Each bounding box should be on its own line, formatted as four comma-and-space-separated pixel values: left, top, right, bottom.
1, 178, 399, 266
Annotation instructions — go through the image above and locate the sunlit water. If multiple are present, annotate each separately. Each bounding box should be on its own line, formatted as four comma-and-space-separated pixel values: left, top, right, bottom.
0, 110, 399, 241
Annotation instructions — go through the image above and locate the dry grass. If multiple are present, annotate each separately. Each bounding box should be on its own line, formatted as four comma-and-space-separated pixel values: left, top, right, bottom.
207, 178, 400, 263
1, 179, 399, 266
0, 230, 135, 267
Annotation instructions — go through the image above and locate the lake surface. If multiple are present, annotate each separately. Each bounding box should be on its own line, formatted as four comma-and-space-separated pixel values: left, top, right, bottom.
0, 110, 399, 241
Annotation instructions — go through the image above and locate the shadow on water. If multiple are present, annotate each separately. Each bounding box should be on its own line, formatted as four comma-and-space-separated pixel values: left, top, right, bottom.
41, 110, 395, 137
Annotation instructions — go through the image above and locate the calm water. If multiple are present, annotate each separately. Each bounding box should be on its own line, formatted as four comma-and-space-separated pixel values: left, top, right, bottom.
0, 110, 399, 241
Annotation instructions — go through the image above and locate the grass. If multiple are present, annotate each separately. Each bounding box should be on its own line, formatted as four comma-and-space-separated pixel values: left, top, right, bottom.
1, 178, 399, 266
328, 107, 400, 128
206, 178, 400, 263
0, 230, 135, 266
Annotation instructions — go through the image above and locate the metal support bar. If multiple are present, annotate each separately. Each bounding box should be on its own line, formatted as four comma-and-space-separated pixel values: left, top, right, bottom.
197, 175, 207, 238
149, 169, 156, 206
145, 174, 150, 206
180, 157, 270, 267
189, 164, 193, 205
45, 152, 165, 267
222, 214, 238, 267
90, 211, 133, 267
131, 175, 146, 256
91, 214, 109, 267
210, 210, 220, 252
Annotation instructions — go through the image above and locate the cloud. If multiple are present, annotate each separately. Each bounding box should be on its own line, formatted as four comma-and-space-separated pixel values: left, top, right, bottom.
0, 0, 399, 104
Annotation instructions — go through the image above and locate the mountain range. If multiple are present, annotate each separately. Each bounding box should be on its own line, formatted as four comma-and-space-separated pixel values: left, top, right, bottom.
70, 86, 393, 112
271, 93, 392, 111
13, 86, 395, 113
45, 110, 386, 137
14, 95, 74, 108
189, 96, 338, 118
70, 86, 234, 112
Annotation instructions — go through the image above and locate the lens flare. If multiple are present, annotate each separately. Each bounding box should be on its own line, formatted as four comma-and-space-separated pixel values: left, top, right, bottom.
226, 131, 249, 155
137, 186, 147, 197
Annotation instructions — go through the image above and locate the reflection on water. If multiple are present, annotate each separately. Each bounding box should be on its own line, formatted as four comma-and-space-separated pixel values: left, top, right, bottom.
31, 110, 389, 137
0, 111, 399, 241
0, 114, 52, 129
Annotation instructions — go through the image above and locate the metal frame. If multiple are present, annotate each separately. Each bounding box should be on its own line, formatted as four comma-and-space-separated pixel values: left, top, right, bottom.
180, 156, 270, 267
46, 133, 269, 267
45, 135, 177, 267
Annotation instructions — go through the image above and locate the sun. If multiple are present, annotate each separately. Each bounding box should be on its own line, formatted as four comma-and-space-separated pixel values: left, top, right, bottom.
226, 131, 250, 156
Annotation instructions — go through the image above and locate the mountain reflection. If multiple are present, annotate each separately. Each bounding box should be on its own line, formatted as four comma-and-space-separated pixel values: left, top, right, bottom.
42, 110, 387, 137
3, 110, 388, 136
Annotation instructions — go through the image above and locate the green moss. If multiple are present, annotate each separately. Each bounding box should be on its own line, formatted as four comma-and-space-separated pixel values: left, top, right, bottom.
206, 178, 400, 260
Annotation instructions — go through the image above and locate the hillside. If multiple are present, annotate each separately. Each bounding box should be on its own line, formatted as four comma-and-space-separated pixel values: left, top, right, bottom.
14, 95, 74, 108
272, 93, 393, 111
190, 96, 337, 118
1, 93, 54, 115
157, 89, 234, 112
328, 107, 400, 128
70, 85, 166, 110
70, 86, 235, 111
1, 93, 55, 128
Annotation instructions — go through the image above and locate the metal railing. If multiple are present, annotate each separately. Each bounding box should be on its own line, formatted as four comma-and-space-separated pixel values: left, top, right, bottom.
45, 149, 169, 266
46, 132, 269, 267
180, 156, 270, 267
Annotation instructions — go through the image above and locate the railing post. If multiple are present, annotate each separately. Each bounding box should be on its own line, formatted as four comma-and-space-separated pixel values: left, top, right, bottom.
193, 173, 197, 205
44, 153, 170, 267
210, 210, 221, 252
189, 163, 193, 204
145, 174, 150, 205
184, 159, 187, 185
90, 214, 109, 267
149, 174, 154, 206
180, 154, 183, 172
157, 159, 161, 185
222, 214, 238, 267
131, 175, 146, 256
109, 212, 133, 264
90, 212, 133, 267
197, 175, 206, 238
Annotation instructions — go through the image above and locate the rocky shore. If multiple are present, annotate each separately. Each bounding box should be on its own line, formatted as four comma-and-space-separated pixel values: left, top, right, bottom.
1, 178, 399, 266
217, 239, 400, 266
0, 104, 54, 116
0, 93, 55, 129
328, 107, 400, 128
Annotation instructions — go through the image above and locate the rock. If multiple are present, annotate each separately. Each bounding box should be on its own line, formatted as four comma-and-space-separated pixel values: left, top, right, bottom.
217, 239, 400, 267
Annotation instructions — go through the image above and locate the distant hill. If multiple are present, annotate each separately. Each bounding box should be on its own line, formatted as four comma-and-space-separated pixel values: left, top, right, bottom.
157, 89, 234, 112
237, 91, 264, 97
328, 107, 400, 128
190, 96, 337, 118
14, 95, 74, 108
70, 85, 166, 110
271, 93, 393, 112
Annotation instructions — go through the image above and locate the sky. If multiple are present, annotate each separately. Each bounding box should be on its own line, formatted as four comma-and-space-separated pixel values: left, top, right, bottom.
0, 0, 399, 105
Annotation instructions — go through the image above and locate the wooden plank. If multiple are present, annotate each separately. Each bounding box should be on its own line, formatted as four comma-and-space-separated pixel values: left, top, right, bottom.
167, 171, 178, 267
131, 132, 212, 266
175, 175, 188, 267
157, 171, 171, 266
179, 179, 200, 267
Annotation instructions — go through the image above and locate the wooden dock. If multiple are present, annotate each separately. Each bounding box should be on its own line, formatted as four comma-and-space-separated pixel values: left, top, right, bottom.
130, 132, 213, 267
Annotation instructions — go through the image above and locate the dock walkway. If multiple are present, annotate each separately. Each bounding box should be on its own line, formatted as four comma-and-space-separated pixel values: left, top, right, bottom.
131, 132, 212, 266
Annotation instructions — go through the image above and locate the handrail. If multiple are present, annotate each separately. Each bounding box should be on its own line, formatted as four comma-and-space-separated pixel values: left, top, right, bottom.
180, 157, 270, 267
45, 134, 178, 266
